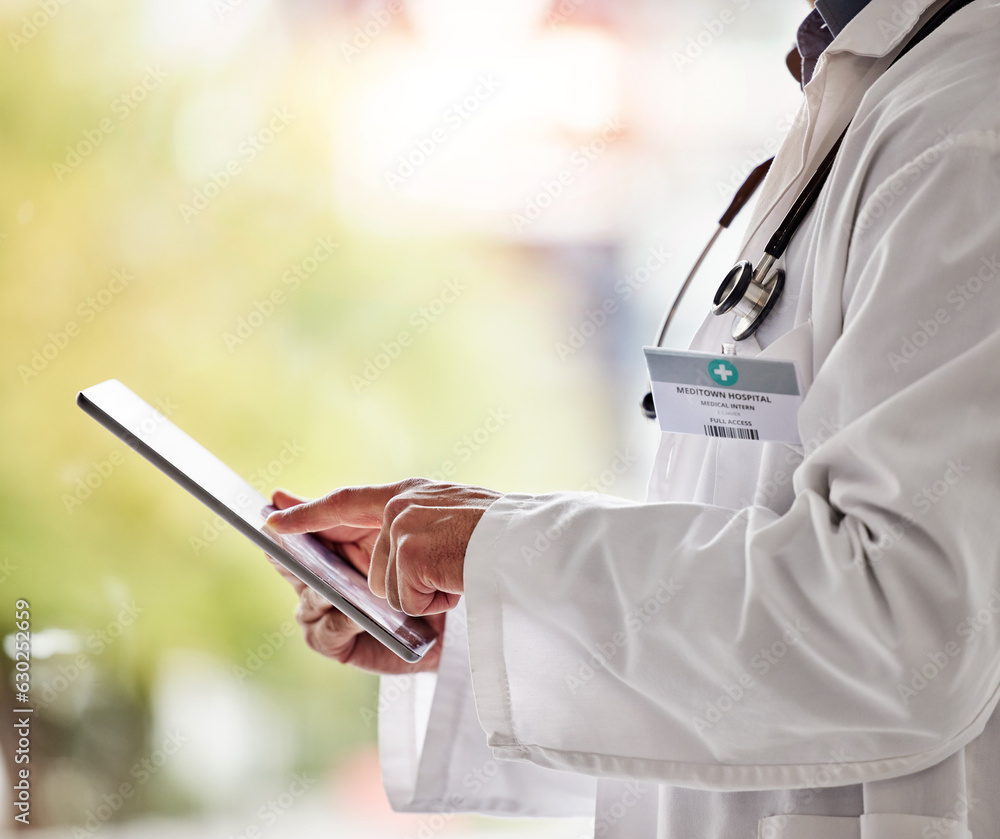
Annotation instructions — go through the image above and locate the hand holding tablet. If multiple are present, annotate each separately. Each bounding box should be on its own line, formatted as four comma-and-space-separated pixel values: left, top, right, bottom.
77, 380, 439, 664
265, 489, 448, 674
265, 479, 501, 616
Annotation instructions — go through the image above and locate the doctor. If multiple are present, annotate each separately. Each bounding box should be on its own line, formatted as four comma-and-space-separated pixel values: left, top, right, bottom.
265, 0, 1000, 835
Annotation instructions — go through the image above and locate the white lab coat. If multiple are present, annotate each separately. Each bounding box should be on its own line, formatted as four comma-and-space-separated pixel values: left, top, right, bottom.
377, 0, 1000, 835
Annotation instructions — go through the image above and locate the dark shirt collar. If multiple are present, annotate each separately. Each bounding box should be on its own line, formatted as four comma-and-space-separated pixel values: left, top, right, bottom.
795, 8, 835, 85
793, 1, 874, 86
815, 0, 874, 35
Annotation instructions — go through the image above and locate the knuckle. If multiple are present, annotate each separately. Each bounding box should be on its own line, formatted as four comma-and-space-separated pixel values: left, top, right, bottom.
316, 616, 348, 654
388, 511, 422, 546
369, 532, 389, 565
393, 477, 433, 502
296, 589, 328, 624
294, 601, 313, 627
384, 495, 410, 520
321, 487, 349, 508
305, 612, 357, 662
393, 530, 420, 567
398, 584, 421, 617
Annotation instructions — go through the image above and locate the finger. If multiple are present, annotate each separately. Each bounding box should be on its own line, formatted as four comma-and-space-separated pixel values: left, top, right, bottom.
265, 483, 404, 534
385, 535, 402, 611
302, 610, 446, 674
368, 526, 391, 598
372, 497, 416, 603
400, 585, 461, 617
271, 490, 375, 545
339, 541, 373, 575
297, 586, 338, 623
297, 597, 360, 637
307, 626, 435, 674
301, 610, 365, 663
395, 536, 463, 616
272, 488, 309, 511
314, 522, 384, 544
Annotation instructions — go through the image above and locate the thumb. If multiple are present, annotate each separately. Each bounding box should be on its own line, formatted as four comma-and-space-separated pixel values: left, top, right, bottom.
264, 483, 400, 534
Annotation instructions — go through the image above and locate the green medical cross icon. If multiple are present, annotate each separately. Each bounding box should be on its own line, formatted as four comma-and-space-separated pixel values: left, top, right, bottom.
708, 359, 738, 387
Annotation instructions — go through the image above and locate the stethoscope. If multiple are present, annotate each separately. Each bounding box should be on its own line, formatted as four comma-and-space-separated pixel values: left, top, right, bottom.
641, 0, 976, 421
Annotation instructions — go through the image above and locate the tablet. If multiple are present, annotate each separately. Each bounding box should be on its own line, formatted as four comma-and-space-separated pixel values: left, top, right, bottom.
76, 379, 438, 663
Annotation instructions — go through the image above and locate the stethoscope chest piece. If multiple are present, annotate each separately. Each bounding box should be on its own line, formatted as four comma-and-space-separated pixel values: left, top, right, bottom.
712, 255, 785, 341
711, 260, 754, 316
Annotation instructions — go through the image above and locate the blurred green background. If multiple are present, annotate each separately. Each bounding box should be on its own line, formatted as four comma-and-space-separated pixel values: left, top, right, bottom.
0, 0, 804, 833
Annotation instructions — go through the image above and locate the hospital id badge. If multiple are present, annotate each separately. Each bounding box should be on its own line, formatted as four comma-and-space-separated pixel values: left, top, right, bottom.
643, 347, 802, 444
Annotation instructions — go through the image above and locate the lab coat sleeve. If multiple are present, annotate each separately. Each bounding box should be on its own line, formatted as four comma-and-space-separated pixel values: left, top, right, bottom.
378, 600, 598, 816
462, 133, 1000, 792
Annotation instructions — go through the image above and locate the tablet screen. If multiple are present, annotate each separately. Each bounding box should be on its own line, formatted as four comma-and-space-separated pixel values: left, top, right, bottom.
77, 379, 437, 662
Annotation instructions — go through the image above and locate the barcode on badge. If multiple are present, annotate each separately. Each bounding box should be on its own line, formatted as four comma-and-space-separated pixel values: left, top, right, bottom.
703, 424, 760, 441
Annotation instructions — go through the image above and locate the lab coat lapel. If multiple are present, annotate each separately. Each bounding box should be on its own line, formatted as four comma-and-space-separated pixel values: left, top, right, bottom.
734, 0, 943, 267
